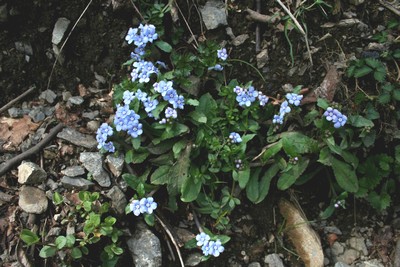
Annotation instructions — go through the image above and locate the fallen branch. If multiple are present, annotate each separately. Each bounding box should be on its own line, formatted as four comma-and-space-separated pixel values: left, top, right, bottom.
0, 123, 64, 176
379, 0, 400, 17
275, 0, 313, 65
155, 213, 185, 267
246, 8, 279, 23
0, 86, 36, 115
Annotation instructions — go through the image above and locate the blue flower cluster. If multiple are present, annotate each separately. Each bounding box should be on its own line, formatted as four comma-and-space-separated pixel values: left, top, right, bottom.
208, 48, 229, 71
233, 85, 269, 107
323, 107, 347, 128
130, 197, 158, 216
125, 24, 158, 48
153, 80, 185, 121
229, 132, 242, 143
272, 93, 303, 125
114, 104, 143, 138
131, 60, 159, 84
195, 233, 225, 257
96, 123, 115, 153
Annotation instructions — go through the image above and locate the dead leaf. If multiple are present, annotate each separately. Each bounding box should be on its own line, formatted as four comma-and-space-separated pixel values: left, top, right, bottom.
279, 198, 324, 267
55, 103, 79, 124
77, 84, 89, 97
0, 116, 39, 149
327, 233, 338, 246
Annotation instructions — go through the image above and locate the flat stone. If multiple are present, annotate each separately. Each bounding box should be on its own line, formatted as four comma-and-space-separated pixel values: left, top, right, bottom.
79, 152, 111, 187
67, 96, 84, 106
357, 259, 384, 267
61, 166, 85, 177
248, 262, 261, 267
57, 127, 97, 149
18, 161, 47, 185
106, 154, 124, 177
126, 222, 162, 267
52, 17, 70, 45
14, 41, 33, 55
185, 253, 203, 266
199, 0, 227, 30
29, 108, 46, 122
60, 176, 94, 190
347, 237, 368, 256
256, 49, 269, 69
106, 186, 127, 215
19, 186, 48, 214
39, 89, 57, 104
264, 253, 285, 267
82, 111, 99, 120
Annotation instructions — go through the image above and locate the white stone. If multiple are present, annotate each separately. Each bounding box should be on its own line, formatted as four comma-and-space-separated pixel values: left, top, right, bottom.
52, 17, 71, 45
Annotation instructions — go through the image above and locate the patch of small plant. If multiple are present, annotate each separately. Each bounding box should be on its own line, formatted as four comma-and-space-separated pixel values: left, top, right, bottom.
21, 191, 123, 266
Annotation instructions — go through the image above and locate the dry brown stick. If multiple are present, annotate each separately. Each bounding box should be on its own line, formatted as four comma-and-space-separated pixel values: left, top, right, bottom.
0, 123, 64, 176
0, 86, 36, 114
46, 0, 93, 90
154, 213, 185, 267
246, 8, 277, 23
255, 0, 261, 53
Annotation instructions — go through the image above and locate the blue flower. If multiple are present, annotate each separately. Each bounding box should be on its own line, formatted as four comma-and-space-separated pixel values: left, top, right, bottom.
286, 93, 303, 106
233, 86, 243, 95
139, 197, 157, 214
229, 132, 242, 143
131, 60, 158, 83
258, 94, 269, 106
209, 239, 224, 257
154, 80, 174, 97
134, 89, 148, 102
127, 121, 143, 138
125, 24, 158, 48
125, 27, 139, 45
165, 107, 177, 119
103, 141, 115, 153
196, 232, 210, 247
217, 48, 228, 61
164, 89, 179, 106
143, 97, 159, 113
123, 90, 135, 105
234, 86, 259, 107
236, 93, 252, 107
323, 107, 347, 128
174, 95, 185, 110
130, 199, 142, 216
279, 100, 291, 114
272, 114, 284, 124
208, 64, 224, 71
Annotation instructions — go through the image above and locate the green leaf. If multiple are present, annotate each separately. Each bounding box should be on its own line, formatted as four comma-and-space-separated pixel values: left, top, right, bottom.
181, 173, 202, 202
317, 98, 329, 109
374, 70, 386, 82
144, 213, 155, 226
277, 158, 310, 190
150, 165, 170, 185
393, 89, 400, 101
189, 111, 207, 124
39, 246, 57, 258
378, 92, 391, 104
331, 157, 358, 192
111, 246, 124, 255
66, 235, 76, 248
167, 144, 191, 195
281, 132, 318, 156
131, 151, 149, 164
125, 150, 134, 164
20, 229, 40, 245
367, 191, 391, 211
154, 40, 172, 52
196, 93, 217, 120
261, 141, 282, 162
354, 66, 373, 78
233, 168, 251, 189
348, 115, 374, 128
55, 236, 67, 249
186, 99, 199, 106
52, 192, 63, 205
246, 164, 280, 203
71, 247, 83, 259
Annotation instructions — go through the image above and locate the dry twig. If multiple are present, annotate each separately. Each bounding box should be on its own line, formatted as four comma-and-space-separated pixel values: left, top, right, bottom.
155, 213, 185, 267
0, 123, 64, 176
0, 86, 36, 115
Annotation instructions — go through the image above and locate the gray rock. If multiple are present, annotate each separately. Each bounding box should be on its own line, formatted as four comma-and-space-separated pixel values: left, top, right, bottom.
82, 111, 99, 120
248, 262, 261, 267
67, 96, 84, 106
256, 49, 269, 69
46, 179, 59, 190
62, 91, 72, 101
87, 120, 100, 132
60, 176, 94, 190
126, 222, 162, 267
199, 0, 227, 30
232, 34, 249, 46
0, 4, 8, 22
18, 162, 47, 185
338, 248, 359, 265
394, 238, 400, 267
106, 186, 127, 215
335, 262, 350, 267
45, 227, 62, 241
19, 186, 48, 214
347, 237, 368, 256
52, 18, 71, 45
57, 127, 97, 149
106, 154, 124, 177
61, 166, 85, 177
264, 253, 285, 267
79, 152, 111, 187
8, 107, 24, 118
185, 253, 203, 266
14, 41, 33, 55
29, 107, 46, 122
39, 89, 57, 104
324, 226, 343, 235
